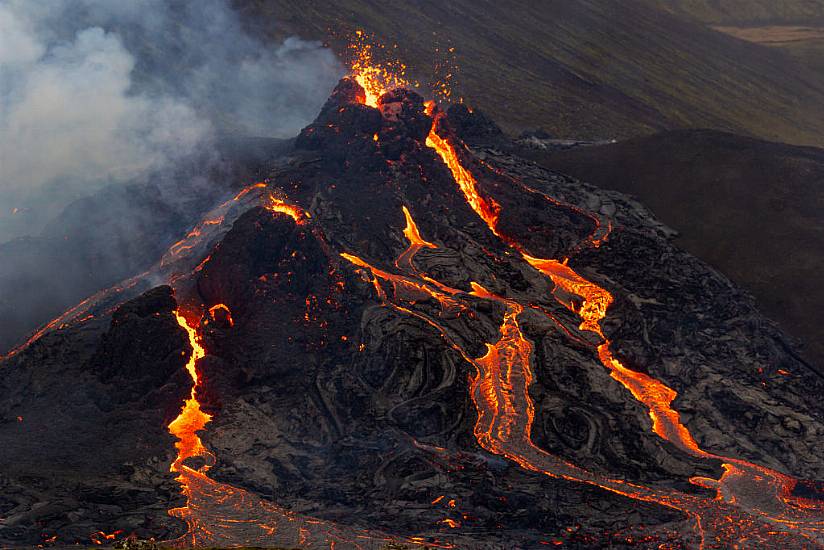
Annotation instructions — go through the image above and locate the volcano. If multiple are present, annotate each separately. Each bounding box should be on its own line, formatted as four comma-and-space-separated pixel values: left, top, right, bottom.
1, 69, 823, 549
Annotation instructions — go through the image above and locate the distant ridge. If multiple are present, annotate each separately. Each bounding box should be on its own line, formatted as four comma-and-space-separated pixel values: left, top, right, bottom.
237, 0, 824, 146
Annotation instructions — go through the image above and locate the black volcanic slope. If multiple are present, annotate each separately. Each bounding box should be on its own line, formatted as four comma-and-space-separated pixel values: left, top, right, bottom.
521, 129, 824, 372
0, 82, 823, 549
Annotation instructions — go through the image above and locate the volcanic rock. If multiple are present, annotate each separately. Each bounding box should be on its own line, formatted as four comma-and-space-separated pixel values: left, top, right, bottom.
90, 286, 190, 417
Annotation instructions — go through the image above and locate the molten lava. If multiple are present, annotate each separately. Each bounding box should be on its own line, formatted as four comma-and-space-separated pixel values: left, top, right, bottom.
425, 118, 501, 234
349, 30, 411, 108
9, 45, 823, 548
264, 195, 310, 224
208, 303, 234, 327
396, 205, 437, 272
168, 311, 213, 504
158, 195, 446, 549
339, 183, 823, 546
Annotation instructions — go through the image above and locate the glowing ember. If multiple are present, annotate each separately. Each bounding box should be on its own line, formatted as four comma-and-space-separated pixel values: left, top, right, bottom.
348, 30, 411, 107
208, 303, 234, 327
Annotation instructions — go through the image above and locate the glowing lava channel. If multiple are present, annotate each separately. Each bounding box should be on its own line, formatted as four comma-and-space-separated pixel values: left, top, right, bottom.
342, 202, 824, 547
345, 44, 824, 539
168, 311, 214, 533
425, 119, 501, 234
265, 196, 310, 224
346, 50, 814, 534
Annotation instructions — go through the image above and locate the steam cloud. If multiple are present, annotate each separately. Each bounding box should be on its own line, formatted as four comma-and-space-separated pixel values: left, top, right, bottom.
0, 0, 343, 241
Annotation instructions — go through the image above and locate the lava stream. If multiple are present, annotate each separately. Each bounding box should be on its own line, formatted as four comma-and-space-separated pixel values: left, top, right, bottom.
342, 204, 822, 547
425, 123, 501, 234
396, 205, 437, 271
169, 311, 212, 474
265, 195, 310, 224
421, 111, 824, 544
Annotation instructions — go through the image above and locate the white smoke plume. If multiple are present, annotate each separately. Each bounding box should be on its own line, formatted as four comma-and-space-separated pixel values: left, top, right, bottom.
0, 0, 343, 240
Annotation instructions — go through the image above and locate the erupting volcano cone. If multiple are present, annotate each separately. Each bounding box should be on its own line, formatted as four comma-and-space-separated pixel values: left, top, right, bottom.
1, 63, 823, 550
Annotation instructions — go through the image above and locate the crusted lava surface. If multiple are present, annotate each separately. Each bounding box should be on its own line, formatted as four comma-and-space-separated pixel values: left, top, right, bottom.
1, 79, 823, 549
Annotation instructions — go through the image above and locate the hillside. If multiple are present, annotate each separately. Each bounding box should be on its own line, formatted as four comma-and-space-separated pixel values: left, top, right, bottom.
234, 0, 824, 146
646, 1, 824, 75
647, 0, 824, 24
521, 130, 824, 370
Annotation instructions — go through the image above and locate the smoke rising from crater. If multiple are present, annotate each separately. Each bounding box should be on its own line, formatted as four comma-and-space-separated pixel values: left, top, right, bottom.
0, 0, 343, 241
0, 0, 344, 355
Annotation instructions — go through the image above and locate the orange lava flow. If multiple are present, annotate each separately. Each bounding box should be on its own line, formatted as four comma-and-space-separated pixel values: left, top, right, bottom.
462, 284, 823, 547
232, 182, 267, 201
396, 206, 437, 272
264, 196, 309, 224
168, 216, 225, 258
521, 255, 611, 337
402, 205, 436, 250
164, 181, 270, 271
208, 304, 234, 327
425, 120, 501, 234
597, 343, 708, 457
396, 205, 468, 302
467, 284, 532, 455
166, 308, 423, 548
362, 205, 824, 545
423, 112, 711, 459
521, 254, 706, 455
161, 204, 446, 548
169, 311, 213, 486
341, 211, 717, 538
